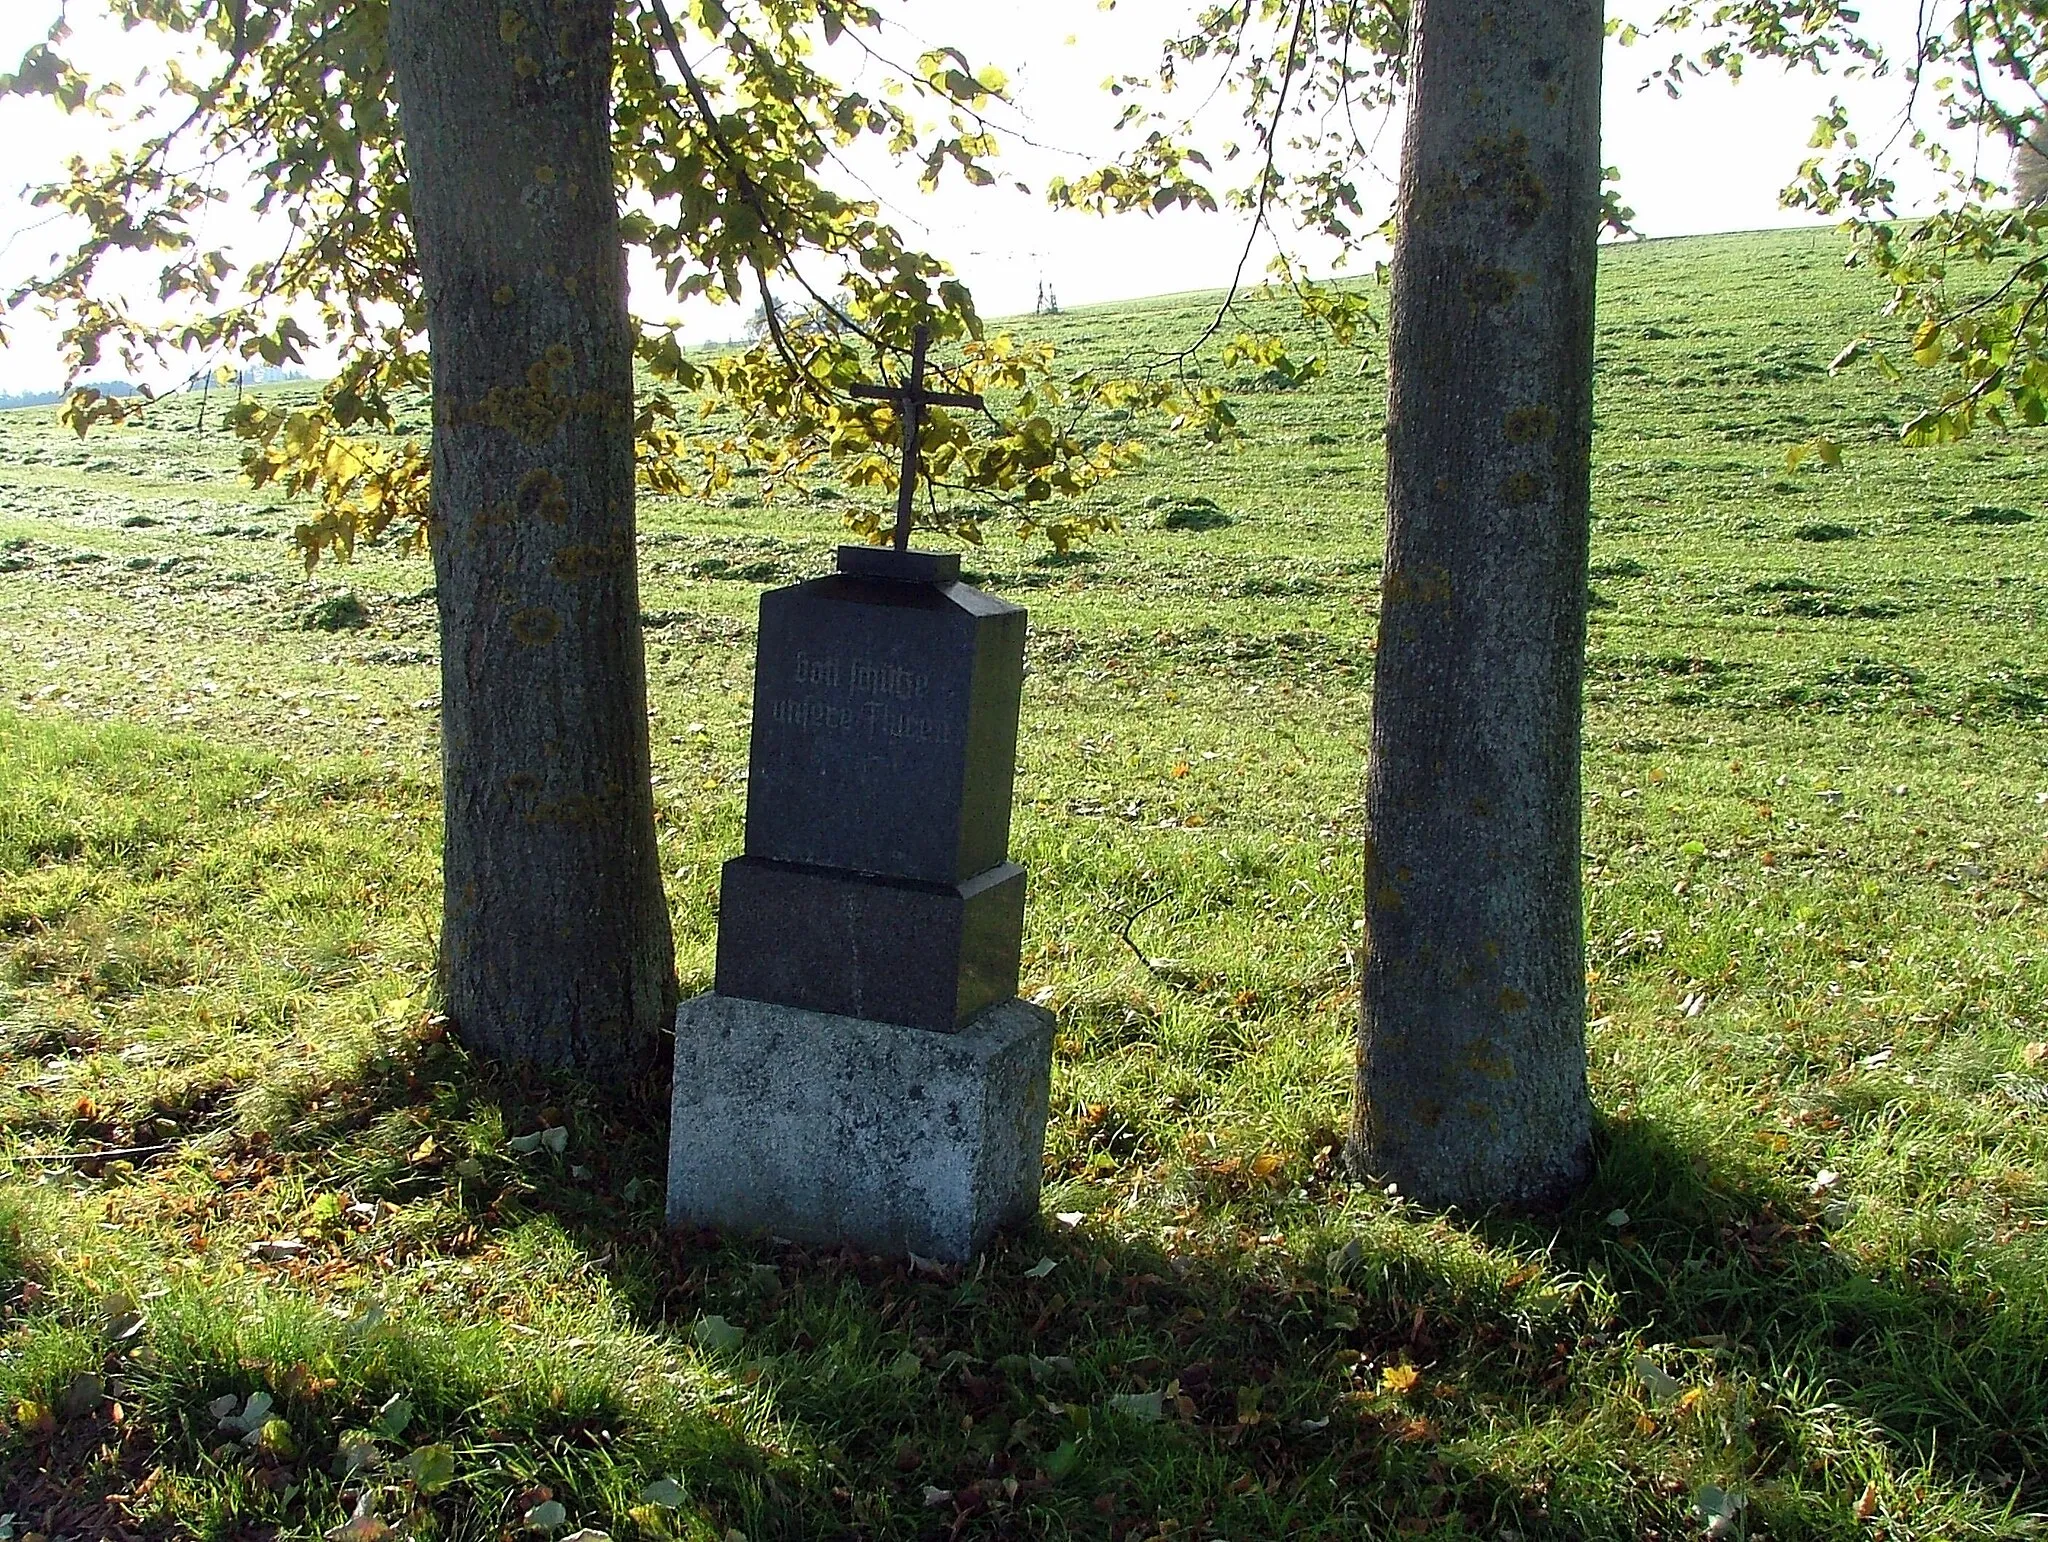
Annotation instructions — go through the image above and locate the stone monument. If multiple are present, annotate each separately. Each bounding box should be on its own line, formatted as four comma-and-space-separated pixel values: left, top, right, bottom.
668, 329, 1055, 1263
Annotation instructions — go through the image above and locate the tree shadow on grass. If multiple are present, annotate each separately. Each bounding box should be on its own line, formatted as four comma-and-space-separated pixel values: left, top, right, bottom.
30, 1027, 2043, 1541
1471, 1110, 2047, 1528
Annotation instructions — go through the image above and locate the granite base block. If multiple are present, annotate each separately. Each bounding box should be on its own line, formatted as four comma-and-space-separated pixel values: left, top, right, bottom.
667, 993, 1054, 1263
715, 855, 1024, 1031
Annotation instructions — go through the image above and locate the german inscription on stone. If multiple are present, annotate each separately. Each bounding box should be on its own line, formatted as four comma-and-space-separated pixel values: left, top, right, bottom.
744, 568, 1023, 885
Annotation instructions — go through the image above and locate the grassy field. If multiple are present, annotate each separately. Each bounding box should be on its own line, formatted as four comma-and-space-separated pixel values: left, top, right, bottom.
0, 226, 2043, 1541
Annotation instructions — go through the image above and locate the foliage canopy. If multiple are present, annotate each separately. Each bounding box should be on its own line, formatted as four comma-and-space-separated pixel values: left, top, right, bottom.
7, 0, 2048, 555
0, 0, 1249, 564
1071, 0, 2048, 458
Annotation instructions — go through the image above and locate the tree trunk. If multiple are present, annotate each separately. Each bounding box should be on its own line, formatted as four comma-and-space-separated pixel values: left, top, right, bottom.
389, 0, 677, 1071
1350, 0, 1602, 1208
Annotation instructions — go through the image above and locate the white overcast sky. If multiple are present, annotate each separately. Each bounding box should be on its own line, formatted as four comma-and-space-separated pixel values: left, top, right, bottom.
0, 1, 1981, 395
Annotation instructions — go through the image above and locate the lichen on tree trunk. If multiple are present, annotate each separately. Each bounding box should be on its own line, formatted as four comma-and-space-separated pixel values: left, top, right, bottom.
1350, 0, 1603, 1209
390, 0, 677, 1071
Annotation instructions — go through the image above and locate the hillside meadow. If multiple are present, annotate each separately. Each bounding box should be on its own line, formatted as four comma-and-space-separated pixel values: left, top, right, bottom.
0, 228, 2044, 1540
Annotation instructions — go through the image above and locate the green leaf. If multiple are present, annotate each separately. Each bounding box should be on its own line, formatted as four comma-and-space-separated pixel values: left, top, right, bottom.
1106, 1389, 1163, 1422
333, 1433, 380, 1478
1631, 1353, 1683, 1404
405, 1443, 456, 1494
693, 1314, 745, 1352
524, 1500, 568, 1532
250, 1416, 297, 1458
374, 1392, 413, 1438
1044, 1439, 1081, 1479
640, 1478, 686, 1508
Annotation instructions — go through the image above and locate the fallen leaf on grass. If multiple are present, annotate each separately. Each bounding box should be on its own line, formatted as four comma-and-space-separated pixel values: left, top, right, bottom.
325, 1492, 391, 1542
278, 1360, 338, 1400
1694, 1484, 1746, 1539
1379, 1364, 1420, 1397
332, 1434, 380, 1478
1854, 1481, 1879, 1521
1106, 1388, 1164, 1422
640, 1478, 685, 1508
213, 1390, 273, 1434
524, 1500, 567, 1532
405, 1442, 455, 1493
57, 1373, 103, 1420
13, 1399, 54, 1437
2022, 1043, 2048, 1069
693, 1315, 744, 1352
102, 1290, 144, 1342
1022, 1256, 1058, 1279
248, 1237, 309, 1263
374, 1393, 412, 1438
1631, 1354, 1683, 1404
250, 1416, 296, 1457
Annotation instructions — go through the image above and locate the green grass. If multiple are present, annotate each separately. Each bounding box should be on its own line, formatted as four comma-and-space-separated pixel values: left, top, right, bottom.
0, 227, 2045, 1540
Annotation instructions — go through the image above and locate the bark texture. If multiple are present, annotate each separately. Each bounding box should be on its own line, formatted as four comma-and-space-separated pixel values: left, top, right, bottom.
390, 0, 676, 1070
1351, 0, 1603, 1208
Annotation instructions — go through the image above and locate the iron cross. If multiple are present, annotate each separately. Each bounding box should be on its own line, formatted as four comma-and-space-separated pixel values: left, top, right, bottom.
848, 324, 984, 553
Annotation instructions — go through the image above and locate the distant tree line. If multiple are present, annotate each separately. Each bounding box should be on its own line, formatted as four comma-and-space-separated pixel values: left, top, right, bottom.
0, 365, 307, 413
0, 378, 139, 411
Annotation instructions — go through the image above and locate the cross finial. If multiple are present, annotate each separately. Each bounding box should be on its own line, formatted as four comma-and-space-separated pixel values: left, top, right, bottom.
848, 324, 985, 553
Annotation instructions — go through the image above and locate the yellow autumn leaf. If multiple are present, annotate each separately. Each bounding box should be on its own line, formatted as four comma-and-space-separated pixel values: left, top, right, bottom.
1380, 1363, 1420, 1396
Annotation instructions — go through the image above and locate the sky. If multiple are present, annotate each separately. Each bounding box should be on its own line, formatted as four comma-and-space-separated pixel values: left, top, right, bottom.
0, 0, 1983, 396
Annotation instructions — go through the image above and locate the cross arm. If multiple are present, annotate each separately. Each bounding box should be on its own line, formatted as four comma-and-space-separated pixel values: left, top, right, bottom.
846, 382, 986, 411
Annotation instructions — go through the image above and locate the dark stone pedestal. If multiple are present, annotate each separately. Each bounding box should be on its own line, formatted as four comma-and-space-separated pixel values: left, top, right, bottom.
715, 856, 1025, 1032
